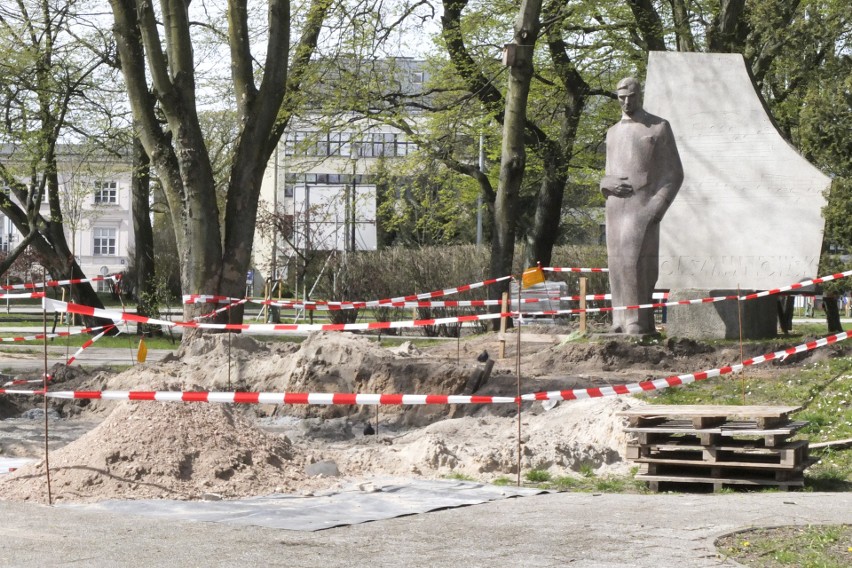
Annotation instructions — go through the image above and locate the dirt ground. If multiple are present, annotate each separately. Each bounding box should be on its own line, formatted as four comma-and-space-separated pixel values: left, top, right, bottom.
0, 326, 845, 504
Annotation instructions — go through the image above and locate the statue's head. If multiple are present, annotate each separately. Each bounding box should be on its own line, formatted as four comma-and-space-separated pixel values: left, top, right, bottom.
616, 77, 643, 117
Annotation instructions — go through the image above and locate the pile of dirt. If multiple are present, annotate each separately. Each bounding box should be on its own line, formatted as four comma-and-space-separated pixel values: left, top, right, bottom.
51, 332, 482, 426
320, 397, 641, 481
4, 327, 842, 505
1, 389, 316, 503
441, 328, 835, 380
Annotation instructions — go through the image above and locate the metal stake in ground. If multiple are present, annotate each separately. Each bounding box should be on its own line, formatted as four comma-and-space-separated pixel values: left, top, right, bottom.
227, 301, 233, 391
516, 279, 523, 487
737, 284, 745, 405
41, 268, 52, 505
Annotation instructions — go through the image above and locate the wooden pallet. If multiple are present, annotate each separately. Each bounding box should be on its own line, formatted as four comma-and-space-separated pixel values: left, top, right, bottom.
635, 473, 806, 492
620, 405, 812, 492
619, 405, 801, 429
625, 419, 809, 446
627, 439, 810, 467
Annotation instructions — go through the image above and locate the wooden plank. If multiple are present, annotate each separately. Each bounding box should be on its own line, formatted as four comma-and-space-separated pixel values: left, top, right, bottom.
692, 416, 727, 429
626, 445, 643, 460
636, 473, 804, 491
809, 438, 852, 450
629, 444, 809, 468
632, 438, 808, 456
755, 416, 786, 429
618, 405, 801, 420
630, 416, 667, 428
633, 456, 802, 470
641, 458, 814, 478
625, 420, 808, 437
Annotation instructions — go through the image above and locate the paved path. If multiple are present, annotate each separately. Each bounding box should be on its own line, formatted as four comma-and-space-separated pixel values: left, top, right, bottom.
0, 344, 175, 373
1, 491, 850, 567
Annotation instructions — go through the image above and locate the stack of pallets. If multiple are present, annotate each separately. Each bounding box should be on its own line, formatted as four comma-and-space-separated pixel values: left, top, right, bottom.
619, 405, 815, 492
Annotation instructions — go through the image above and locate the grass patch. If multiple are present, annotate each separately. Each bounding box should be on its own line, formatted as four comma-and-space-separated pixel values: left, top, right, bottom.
0, 333, 179, 351
443, 472, 475, 482
524, 469, 551, 483
519, 469, 650, 494
717, 524, 852, 567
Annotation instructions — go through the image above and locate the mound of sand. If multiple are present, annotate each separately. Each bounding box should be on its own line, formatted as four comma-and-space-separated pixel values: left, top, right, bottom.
13, 328, 828, 504
1, 395, 312, 503
318, 397, 642, 481
53, 332, 481, 426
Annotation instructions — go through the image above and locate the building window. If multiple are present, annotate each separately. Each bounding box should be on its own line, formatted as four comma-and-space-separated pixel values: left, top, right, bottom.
93, 227, 117, 256
315, 134, 329, 157
412, 71, 424, 85
328, 132, 350, 157
93, 181, 117, 204
286, 131, 310, 156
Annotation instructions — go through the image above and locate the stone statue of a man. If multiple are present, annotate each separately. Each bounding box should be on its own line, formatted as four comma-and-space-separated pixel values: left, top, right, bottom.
601, 77, 684, 335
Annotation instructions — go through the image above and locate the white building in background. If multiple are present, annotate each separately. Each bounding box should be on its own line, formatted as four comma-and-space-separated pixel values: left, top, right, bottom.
255, 121, 415, 288
255, 58, 428, 291
0, 146, 134, 291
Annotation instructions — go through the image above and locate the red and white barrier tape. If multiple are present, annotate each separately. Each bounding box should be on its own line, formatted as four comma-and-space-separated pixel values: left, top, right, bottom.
182, 294, 244, 305
0, 292, 46, 300
521, 331, 851, 402
260, 292, 667, 309
31, 391, 519, 405
183, 275, 512, 307
194, 298, 249, 321
0, 325, 113, 343
517, 274, 849, 317
519, 295, 738, 317
65, 325, 114, 366
0, 327, 115, 381
544, 267, 608, 273
181, 269, 850, 313
0, 275, 118, 292
187, 292, 661, 311
44, 297, 508, 333
740, 269, 852, 299
259, 297, 575, 310
3, 330, 848, 404
2, 373, 50, 387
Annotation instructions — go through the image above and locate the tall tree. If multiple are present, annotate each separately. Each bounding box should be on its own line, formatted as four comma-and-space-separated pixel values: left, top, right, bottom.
491, 0, 542, 293
107, 0, 332, 334
0, 0, 114, 322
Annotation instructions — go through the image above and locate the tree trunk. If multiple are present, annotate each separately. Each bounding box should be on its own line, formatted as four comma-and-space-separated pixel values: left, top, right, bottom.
707, 0, 747, 53
525, 5, 589, 269
825, 295, 843, 333
627, 0, 666, 52
490, 0, 542, 329
670, 0, 696, 51
131, 137, 156, 333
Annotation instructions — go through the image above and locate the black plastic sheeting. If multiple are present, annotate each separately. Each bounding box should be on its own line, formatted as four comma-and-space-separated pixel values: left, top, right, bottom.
62, 479, 547, 532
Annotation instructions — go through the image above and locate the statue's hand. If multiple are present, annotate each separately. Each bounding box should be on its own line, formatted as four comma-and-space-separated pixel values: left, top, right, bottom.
601, 175, 633, 198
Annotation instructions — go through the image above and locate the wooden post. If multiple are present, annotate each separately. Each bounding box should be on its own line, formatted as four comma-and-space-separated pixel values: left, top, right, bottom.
499, 292, 509, 359
579, 277, 587, 334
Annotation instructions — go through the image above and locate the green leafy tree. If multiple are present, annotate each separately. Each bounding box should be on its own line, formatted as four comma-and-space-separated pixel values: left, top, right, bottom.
0, 0, 116, 324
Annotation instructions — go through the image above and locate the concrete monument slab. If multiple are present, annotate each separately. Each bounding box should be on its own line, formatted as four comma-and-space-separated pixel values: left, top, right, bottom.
643, 52, 829, 291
